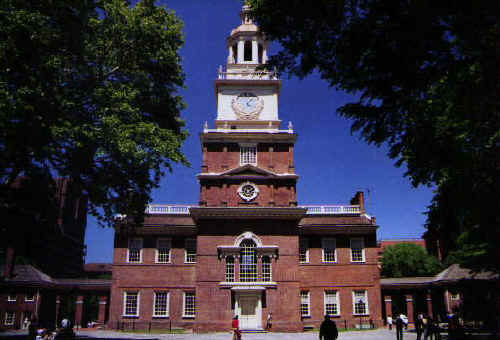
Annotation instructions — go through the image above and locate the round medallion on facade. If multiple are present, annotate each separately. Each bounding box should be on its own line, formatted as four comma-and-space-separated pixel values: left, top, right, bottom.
231, 92, 264, 120
237, 181, 259, 201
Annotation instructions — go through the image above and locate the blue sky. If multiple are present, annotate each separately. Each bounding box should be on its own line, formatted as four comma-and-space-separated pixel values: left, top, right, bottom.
84, 0, 434, 263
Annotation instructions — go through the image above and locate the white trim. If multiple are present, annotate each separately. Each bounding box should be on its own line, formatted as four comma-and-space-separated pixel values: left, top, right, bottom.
350, 237, 365, 263
156, 238, 172, 264
322, 238, 337, 263
352, 290, 369, 315
183, 291, 196, 318
127, 238, 143, 263
7, 294, 16, 302
123, 291, 140, 317
324, 290, 340, 316
153, 291, 169, 317
239, 145, 257, 165
234, 232, 263, 247
25, 294, 35, 302
184, 238, 197, 263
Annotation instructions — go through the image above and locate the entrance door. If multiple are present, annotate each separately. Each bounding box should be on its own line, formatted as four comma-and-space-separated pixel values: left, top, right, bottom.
238, 295, 260, 329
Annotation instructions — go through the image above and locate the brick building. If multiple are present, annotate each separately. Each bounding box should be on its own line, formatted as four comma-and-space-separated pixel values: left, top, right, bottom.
109, 6, 382, 332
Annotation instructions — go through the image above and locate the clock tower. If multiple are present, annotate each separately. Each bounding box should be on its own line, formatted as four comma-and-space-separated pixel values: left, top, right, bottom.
199, 5, 298, 207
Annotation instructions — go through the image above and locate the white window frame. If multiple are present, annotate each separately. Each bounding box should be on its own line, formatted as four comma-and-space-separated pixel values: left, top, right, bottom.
225, 256, 235, 282
127, 238, 143, 263
153, 291, 169, 317
299, 238, 309, 263
123, 291, 140, 317
262, 256, 272, 282
324, 290, 340, 316
322, 238, 337, 263
4, 311, 15, 326
300, 291, 310, 317
156, 238, 172, 264
7, 294, 16, 302
350, 237, 365, 262
450, 292, 460, 300
184, 238, 197, 263
239, 145, 257, 165
25, 294, 35, 302
183, 292, 196, 318
352, 290, 369, 315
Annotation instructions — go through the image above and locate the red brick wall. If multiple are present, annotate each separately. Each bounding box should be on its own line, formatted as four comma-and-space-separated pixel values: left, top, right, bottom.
109, 218, 383, 331
0, 291, 37, 329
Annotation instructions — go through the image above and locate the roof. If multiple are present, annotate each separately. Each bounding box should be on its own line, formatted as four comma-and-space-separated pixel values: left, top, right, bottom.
84, 263, 112, 273
381, 264, 499, 289
434, 264, 499, 282
0, 264, 55, 286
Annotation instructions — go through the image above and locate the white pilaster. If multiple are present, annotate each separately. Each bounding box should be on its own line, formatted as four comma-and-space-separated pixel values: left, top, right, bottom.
228, 46, 234, 64
237, 39, 244, 64
252, 40, 258, 63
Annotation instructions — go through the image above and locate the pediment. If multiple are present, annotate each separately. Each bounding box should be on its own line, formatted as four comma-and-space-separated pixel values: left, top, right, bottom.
220, 164, 277, 177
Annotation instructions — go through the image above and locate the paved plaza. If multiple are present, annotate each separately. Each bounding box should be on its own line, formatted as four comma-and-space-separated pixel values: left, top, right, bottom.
0, 329, 418, 340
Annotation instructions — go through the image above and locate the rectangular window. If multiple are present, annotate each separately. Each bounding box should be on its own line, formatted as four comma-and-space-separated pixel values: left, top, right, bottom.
185, 238, 197, 263
123, 292, 139, 316
25, 294, 34, 302
4, 312, 15, 326
450, 292, 460, 300
7, 294, 16, 302
262, 257, 272, 282
350, 238, 365, 262
299, 238, 309, 263
300, 291, 310, 317
240, 146, 257, 165
225, 256, 235, 282
322, 238, 337, 263
156, 238, 171, 263
153, 292, 169, 317
183, 292, 196, 317
128, 238, 142, 263
324, 291, 340, 316
353, 290, 369, 315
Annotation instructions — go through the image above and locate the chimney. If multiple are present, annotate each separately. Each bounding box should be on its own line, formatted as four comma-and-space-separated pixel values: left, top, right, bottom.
4, 247, 15, 279
350, 191, 366, 214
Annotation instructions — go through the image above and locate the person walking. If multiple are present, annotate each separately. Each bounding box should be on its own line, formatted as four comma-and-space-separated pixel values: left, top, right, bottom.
266, 312, 272, 331
387, 315, 393, 330
319, 315, 338, 340
395, 315, 404, 340
424, 316, 433, 340
416, 313, 424, 340
231, 315, 241, 340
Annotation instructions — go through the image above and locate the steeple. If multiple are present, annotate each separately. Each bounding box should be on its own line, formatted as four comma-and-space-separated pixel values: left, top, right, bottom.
211, 5, 283, 131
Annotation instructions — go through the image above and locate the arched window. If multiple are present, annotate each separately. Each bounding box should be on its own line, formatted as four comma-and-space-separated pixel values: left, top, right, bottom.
232, 44, 238, 63
262, 256, 271, 281
225, 256, 235, 282
258, 44, 263, 64
244, 41, 252, 61
240, 239, 257, 282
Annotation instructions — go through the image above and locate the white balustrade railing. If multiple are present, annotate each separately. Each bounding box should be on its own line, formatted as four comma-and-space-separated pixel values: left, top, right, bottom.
300, 205, 361, 215
146, 205, 191, 215
145, 204, 360, 215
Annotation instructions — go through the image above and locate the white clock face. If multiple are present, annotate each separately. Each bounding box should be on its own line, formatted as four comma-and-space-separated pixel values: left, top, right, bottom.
232, 92, 264, 120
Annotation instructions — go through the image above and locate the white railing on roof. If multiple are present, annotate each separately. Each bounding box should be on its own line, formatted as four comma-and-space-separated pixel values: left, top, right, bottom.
146, 205, 191, 214
145, 204, 361, 215
300, 205, 360, 215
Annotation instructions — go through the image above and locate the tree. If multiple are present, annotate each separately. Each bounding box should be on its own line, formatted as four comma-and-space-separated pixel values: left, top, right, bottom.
381, 244, 442, 278
248, 0, 498, 271
0, 0, 188, 227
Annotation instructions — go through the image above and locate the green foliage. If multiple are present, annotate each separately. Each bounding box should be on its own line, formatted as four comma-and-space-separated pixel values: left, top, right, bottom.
0, 0, 188, 226
381, 244, 442, 278
248, 0, 498, 271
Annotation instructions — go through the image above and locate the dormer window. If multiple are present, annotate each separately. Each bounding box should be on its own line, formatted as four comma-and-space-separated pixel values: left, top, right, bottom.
240, 145, 257, 165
